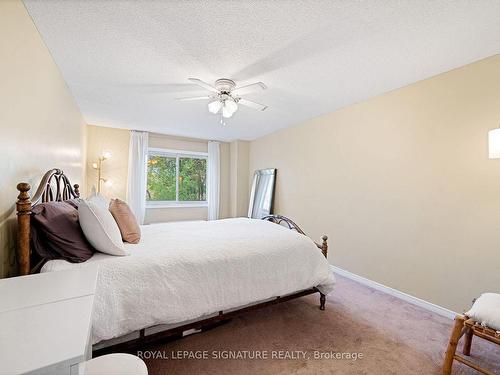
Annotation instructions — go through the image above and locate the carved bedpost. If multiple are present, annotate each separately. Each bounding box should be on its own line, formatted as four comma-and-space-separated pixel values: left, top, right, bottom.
321, 235, 328, 259
16, 183, 32, 276
74, 184, 80, 198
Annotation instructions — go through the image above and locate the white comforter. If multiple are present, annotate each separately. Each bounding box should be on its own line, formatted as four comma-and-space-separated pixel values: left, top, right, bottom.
41, 218, 335, 344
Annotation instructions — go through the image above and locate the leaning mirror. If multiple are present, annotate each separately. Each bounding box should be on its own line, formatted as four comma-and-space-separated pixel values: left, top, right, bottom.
248, 168, 276, 219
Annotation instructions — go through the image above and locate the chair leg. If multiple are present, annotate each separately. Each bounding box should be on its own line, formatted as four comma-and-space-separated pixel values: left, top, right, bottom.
463, 327, 473, 356
319, 293, 326, 310
443, 315, 465, 375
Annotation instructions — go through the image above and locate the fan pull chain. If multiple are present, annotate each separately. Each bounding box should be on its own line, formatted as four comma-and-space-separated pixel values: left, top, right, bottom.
220, 113, 226, 126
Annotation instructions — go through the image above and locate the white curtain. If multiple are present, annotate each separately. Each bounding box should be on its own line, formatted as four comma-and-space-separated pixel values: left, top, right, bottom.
127, 130, 149, 224
207, 141, 220, 220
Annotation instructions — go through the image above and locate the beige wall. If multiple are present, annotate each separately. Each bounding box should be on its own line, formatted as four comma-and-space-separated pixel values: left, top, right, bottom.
0, 0, 86, 277
86, 125, 130, 200
86, 127, 233, 223
249, 54, 500, 312
230, 140, 250, 217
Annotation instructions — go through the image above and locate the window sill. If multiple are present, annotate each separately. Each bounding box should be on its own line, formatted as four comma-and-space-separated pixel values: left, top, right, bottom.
146, 202, 208, 209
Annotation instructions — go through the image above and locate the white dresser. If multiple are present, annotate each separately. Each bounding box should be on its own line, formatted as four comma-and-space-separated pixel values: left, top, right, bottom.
0, 267, 98, 375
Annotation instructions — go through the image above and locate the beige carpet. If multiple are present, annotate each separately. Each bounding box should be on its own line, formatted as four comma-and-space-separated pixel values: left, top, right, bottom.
141, 276, 500, 374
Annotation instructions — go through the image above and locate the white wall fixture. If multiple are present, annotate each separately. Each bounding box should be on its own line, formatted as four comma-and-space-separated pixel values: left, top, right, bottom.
488, 128, 500, 159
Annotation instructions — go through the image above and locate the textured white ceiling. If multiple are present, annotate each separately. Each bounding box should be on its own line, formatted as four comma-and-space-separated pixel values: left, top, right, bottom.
24, 0, 500, 141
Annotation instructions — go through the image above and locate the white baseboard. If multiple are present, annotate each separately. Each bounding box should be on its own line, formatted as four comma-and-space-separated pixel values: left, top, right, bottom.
330, 265, 457, 319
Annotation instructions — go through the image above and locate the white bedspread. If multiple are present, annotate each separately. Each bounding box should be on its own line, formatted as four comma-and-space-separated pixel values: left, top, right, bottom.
41, 218, 335, 344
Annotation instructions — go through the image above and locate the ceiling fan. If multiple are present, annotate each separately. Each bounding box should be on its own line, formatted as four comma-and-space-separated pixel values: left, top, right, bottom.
177, 78, 268, 125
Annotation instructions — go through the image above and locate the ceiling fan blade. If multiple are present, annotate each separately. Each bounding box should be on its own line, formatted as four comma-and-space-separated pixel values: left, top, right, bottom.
232, 82, 267, 96
188, 78, 218, 93
176, 96, 211, 101
108, 83, 205, 94
238, 98, 268, 111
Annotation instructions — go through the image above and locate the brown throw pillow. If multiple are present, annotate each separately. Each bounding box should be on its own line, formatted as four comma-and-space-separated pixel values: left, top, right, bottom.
109, 199, 141, 244
31, 201, 96, 262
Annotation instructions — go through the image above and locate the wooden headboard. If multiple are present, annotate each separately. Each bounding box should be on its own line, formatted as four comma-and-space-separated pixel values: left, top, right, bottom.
16, 169, 80, 276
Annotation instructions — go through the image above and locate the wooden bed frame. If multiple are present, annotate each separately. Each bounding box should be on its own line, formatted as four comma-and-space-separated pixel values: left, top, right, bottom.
16, 169, 329, 355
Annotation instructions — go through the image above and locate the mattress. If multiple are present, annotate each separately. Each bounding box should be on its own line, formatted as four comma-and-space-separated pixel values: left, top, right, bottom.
41, 218, 335, 344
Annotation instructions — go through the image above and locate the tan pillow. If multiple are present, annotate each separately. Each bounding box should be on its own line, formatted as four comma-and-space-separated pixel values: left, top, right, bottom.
109, 199, 141, 244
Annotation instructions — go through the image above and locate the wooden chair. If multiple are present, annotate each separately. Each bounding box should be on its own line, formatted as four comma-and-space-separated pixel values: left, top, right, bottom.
443, 314, 500, 375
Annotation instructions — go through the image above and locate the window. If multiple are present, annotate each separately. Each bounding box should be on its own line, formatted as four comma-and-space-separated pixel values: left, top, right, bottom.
146, 148, 207, 207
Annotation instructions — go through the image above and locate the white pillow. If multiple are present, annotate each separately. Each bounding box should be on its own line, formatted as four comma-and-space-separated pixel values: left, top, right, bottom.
466, 293, 500, 331
79, 200, 129, 256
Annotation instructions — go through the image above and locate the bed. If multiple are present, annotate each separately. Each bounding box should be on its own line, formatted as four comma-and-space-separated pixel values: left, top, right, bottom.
15, 169, 335, 352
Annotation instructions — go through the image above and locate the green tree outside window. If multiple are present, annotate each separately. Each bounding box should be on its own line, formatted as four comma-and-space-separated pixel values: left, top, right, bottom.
146, 153, 207, 202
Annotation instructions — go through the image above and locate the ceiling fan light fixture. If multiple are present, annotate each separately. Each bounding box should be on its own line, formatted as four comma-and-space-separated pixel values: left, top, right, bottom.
222, 99, 238, 118
225, 98, 238, 113
182, 77, 267, 125
208, 99, 222, 114
222, 105, 233, 118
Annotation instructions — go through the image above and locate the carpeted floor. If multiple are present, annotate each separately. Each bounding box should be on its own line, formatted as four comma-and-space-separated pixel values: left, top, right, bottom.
141, 275, 500, 374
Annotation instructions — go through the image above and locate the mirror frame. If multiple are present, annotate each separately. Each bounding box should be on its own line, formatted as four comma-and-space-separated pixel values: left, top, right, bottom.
248, 168, 277, 219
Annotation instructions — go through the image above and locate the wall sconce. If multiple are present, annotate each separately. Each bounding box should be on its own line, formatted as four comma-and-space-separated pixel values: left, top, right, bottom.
488, 128, 500, 159
92, 151, 112, 192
